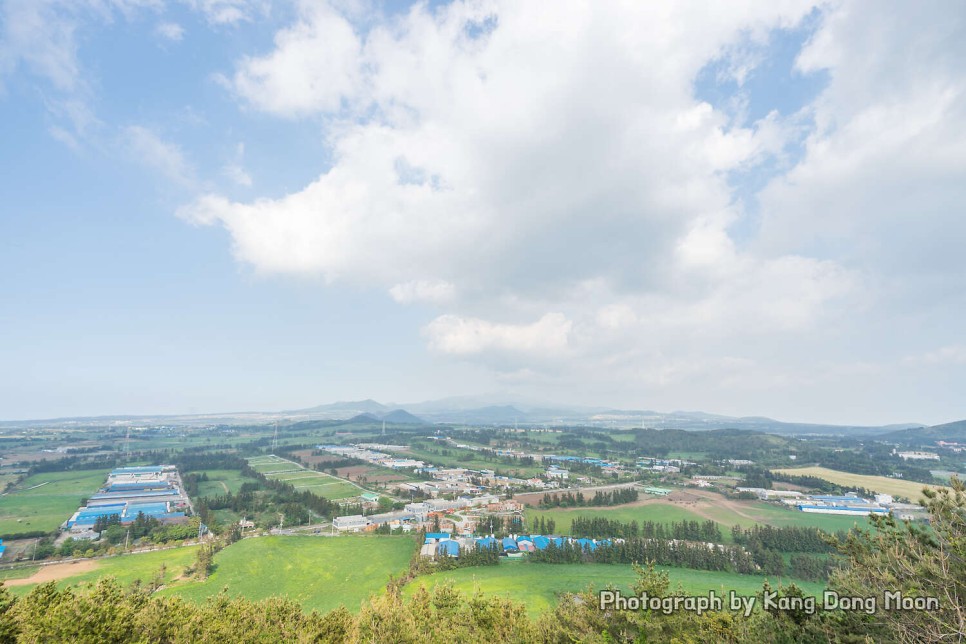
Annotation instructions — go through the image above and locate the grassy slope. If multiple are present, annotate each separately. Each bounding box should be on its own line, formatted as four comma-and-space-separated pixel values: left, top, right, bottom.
6, 546, 199, 596
771, 466, 946, 500
0, 469, 110, 535
162, 535, 415, 613
403, 562, 826, 616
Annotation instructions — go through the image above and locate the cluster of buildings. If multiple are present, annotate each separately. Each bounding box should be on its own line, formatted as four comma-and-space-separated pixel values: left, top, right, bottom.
419, 532, 613, 560
332, 495, 523, 533
63, 466, 191, 538
636, 457, 695, 473
895, 450, 940, 461
545, 454, 624, 474
736, 488, 926, 519
318, 444, 424, 469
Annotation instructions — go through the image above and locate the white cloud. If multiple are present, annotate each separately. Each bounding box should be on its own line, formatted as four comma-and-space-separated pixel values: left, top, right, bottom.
179, 1, 965, 420
155, 21, 185, 42
390, 280, 455, 304
425, 313, 572, 357
184, 0, 266, 25
124, 125, 196, 188
222, 164, 252, 187
905, 346, 966, 366
230, 2, 362, 116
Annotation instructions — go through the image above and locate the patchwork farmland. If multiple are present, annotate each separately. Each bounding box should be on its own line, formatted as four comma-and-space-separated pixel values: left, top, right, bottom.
246, 455, 368, 501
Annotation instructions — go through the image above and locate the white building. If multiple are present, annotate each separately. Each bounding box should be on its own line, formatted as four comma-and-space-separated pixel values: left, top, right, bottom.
897, 451, 940, 461
333, 515, 371, 532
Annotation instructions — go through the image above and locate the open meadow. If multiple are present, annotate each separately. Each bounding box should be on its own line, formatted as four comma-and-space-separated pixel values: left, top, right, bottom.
402, 561, 826, 616
771, 466, 947, 500
195, 469, 260, 497
5, 535, 416, 614
0, 468, 110, 536
162, 535, 414, 613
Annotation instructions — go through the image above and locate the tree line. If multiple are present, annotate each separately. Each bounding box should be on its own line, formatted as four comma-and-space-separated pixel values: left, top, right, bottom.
527, 537, 761, 574
538, 487, 638, 508
568, 517, 722, 542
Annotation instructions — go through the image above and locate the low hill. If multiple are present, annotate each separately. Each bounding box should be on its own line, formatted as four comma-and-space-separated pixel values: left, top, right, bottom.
380, 409, 427, 424
881, 419, 966, 445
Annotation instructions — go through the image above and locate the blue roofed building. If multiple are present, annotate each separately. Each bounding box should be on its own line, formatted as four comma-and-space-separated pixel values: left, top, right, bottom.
475, 537, 497, 549
576, 538, 597, 551
437, 540, 460, 557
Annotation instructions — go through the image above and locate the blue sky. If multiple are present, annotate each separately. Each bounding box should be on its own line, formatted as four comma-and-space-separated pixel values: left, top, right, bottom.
1, 1, 964, 425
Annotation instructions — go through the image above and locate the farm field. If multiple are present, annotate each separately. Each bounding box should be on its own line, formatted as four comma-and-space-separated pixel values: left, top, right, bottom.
771, 466, 947, 501
195, 469, 260, 497
162, 535, 415, 613
246, 455, 362, 500
0, 468, 110, 536
5, 545, 199, 595
526, 490, 870, 541
402, 561, 826, 616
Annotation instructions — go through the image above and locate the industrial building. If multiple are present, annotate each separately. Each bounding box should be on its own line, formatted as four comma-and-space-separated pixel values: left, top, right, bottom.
63, 465, 190, 534
333, 515, 371, 532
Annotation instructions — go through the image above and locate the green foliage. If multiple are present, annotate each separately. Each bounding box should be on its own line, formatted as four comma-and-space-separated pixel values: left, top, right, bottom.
825, 476, 966, 642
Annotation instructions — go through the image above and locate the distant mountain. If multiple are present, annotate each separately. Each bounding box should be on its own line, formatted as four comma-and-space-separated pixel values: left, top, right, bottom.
380, 409, 427, 424
293, 399, 389, 415
0, 394, 932, 437
345, 413, 381, 424
880, 420, 966, 445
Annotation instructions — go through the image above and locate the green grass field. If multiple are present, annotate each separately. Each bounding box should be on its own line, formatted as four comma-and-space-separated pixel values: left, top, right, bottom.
771, 466, 946, 501
0, 469, 110, 536
527, 498, 869, 542
196, 470, 260, 497
6, 546, 199, 596
0, 566, 39, 582
161, 535, 415, 613
402, 561, 826, 616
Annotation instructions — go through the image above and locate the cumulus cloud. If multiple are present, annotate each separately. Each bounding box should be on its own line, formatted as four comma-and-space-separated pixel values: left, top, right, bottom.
177, 1, 965, 419
155, 21, 185, 42
230, 2, 362, 116
426, 313, 572, 357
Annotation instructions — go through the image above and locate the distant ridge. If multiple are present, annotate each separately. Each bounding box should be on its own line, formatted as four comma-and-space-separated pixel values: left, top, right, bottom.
0, 395, 950, 436
343, 410, 428, 425
345, 413, 381, 424
881, 419, 965, 444
295, 399, 389, 414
